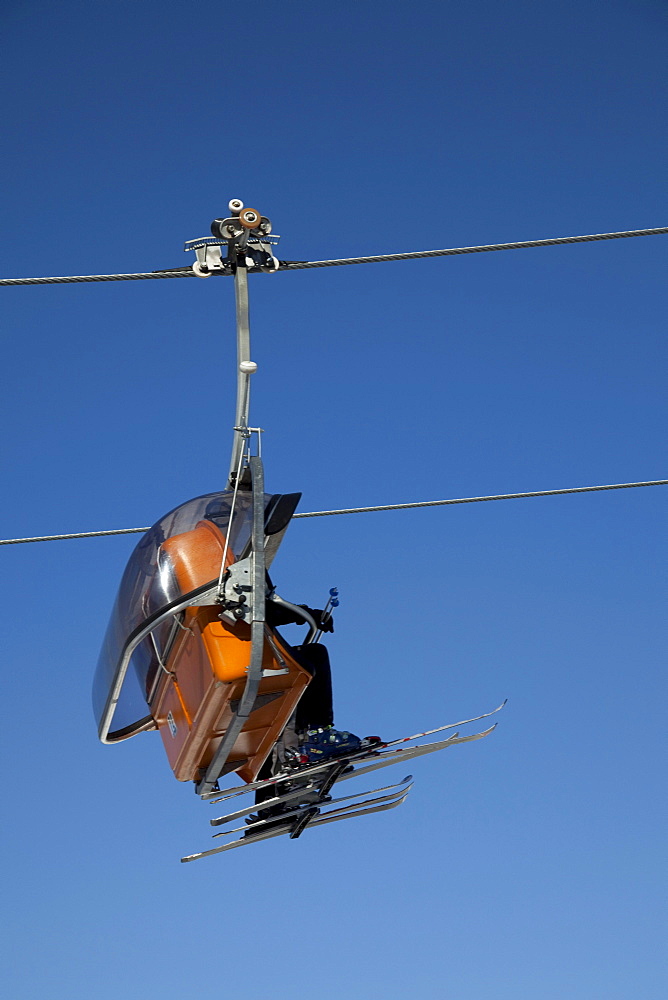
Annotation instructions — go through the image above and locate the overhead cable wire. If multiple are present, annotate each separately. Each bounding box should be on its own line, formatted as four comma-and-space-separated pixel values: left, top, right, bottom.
0, 269, 194, 287
278, 226, 668, 271
1, 227, 667, 286
1, 479, 665, 546
0, 526, 154, 545
289, 479, 668, 518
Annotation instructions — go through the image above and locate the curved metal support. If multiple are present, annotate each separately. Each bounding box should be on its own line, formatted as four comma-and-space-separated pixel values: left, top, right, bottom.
198, 455, 266, 794
267, 593, 318, 643
99, 579, 221, 743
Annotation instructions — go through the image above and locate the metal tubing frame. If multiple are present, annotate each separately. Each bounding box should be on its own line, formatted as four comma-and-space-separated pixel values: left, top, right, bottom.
267, 593, 318, 643
228, 261, 252, 487
98, 580, 221, 742
198, 454, 266, 795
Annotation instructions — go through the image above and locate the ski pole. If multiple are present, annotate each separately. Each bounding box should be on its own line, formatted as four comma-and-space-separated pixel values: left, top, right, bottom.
314, 587, 339, 642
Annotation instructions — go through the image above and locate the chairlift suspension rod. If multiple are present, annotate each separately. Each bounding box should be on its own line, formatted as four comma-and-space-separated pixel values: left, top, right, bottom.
229, 259, 253, 487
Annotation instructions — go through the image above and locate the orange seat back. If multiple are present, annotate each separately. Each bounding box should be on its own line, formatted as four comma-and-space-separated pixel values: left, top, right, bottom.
161, 519, 234, 594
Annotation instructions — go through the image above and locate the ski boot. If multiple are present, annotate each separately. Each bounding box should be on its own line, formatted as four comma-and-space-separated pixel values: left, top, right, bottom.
291, 726, 383, 764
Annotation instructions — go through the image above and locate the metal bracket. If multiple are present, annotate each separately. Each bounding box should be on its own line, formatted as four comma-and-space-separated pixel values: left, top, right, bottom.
182, 238, 232, 278
217, 557, 253, 624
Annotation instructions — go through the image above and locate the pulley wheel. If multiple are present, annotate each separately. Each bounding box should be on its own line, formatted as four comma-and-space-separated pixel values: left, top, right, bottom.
239, 208, 261, 229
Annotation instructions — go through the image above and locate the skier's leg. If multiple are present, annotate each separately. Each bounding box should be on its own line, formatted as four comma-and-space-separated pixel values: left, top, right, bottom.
250, 646, 332, 817
291, 643, 364, 760
293, 643, 334, 731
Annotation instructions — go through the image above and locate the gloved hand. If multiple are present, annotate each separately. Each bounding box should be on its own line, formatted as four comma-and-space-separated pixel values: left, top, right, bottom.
300, 606, 334, 633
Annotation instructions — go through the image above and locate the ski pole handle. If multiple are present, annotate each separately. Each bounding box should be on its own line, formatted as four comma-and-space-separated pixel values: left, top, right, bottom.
314, 587, 339, 642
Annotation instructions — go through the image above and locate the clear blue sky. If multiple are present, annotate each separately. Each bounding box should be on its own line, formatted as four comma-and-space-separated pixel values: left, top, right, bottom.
1, 2, 666, 998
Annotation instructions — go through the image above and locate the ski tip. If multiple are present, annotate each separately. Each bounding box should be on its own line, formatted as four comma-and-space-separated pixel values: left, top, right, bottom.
477, 722, 498, 736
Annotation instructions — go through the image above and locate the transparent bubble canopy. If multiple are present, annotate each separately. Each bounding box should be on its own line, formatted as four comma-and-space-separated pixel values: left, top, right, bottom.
93, 490, 256, 742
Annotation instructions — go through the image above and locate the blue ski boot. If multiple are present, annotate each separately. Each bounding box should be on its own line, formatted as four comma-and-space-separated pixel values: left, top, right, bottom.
296, 726, 364, 763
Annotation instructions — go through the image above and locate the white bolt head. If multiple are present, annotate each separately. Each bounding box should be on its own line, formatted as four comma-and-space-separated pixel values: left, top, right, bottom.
239, 360, 258, 374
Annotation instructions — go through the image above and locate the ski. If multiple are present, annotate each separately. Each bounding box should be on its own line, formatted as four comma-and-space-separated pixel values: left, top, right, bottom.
200, 737, 385, 803
182, 724, 498, 861
333, 724, 497, 785
210, 772, 413, 828
205, 722, 497, 807
211, 775, 414, 837
182, 786, 411, 862
202, 699, 506, 805
209, 779, 321, 827
380, 698, 507, 749
307, 787, 410, 829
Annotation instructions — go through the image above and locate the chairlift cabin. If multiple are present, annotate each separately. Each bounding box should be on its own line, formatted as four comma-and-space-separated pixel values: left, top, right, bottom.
92, 203, 319, 795
81, 198, 666, 857
93, 479, 315, 789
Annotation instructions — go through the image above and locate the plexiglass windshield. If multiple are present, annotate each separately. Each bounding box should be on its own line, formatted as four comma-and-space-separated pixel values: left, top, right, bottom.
93, 490, 257, 742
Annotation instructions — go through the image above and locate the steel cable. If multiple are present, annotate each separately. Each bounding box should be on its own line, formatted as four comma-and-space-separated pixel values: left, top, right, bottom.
1, 479, 665, 546
279, 227, 668, 270
0, 269, 194, 286
290, 479, 668, 517
1, 227, 667, 286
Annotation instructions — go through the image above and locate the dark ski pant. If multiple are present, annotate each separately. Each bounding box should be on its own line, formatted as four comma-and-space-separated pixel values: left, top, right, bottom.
293, 642, 334, 732
255, 642, 334, 808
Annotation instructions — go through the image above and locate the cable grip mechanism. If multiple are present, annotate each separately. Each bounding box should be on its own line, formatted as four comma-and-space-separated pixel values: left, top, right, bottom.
184, 199, 281, 277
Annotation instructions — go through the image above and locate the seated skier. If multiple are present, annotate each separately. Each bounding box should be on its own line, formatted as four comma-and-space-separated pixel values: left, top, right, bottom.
264, 598, 363, 764
251, 599, 379, 826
